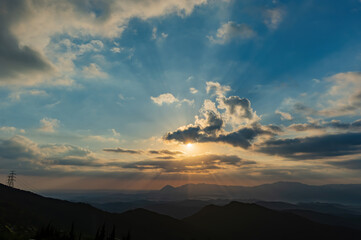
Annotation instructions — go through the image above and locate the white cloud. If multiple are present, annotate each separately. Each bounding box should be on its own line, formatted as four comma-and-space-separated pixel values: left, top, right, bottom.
118, 93, 125, 100
86, 135, 120, 143
0, 126, 25, 134
152, 27, 158, 40
111, 47, 123, 53
317, 72, 361, 117
190, 87, 198, 94
111, 129, 121, 137
151, 93, 179, 105
275, 110, 293, 120
78, 40, 104, 55
1, 0, 207, 86
206, 81, 231, 97
38, 118, 60, 133
206, 82, 259, 127
208, 21, 256, 44
152, 27, 168, 40
161, 32, 169, 38
9, 89, 48, 101
187, 76, 194, 81
264, 8, 285, 30
82, 63, 108, 79
180, 99, 194, 105
151, 93, 193, 106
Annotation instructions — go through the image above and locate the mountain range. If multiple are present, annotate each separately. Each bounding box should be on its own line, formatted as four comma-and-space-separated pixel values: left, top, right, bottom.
1, 183, 361, 239
45, 181, 361, 205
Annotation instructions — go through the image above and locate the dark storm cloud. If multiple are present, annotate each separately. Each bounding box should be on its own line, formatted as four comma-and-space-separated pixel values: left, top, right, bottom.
154, 156, 176, 160
288, 122, 323, 131
327, 159, 361, 170
0, 136, 99, 175
165, 126, 204, 144
0, 136, 40, 160
211, 125, 274, 148
164, 93, 278, 149
0, 1, 52, 82
289, 119, 361, 131
49, 158, 102, 167
165, 123, 275, 149
148, 150, 184, 155
327, 119, 361, 129
103, 147, 143, 154
258, 132, 361, 160
203, 111, 223, 135
122, 154, 255, 173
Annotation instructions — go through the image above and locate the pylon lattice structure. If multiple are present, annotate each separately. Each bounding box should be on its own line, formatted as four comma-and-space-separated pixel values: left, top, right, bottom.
7, 171, 16, 188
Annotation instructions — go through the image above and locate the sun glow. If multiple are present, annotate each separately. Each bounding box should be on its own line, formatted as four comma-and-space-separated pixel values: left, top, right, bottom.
186, 143, 193, 148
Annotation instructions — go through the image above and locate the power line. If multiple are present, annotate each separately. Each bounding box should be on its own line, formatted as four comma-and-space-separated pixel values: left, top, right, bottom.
7, 170, 16, 188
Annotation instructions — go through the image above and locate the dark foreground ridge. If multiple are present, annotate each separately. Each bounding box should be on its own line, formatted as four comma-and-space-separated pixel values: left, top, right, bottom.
1, 183, 360, 240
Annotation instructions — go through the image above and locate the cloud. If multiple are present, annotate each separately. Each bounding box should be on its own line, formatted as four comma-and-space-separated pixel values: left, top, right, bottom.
275, 110, 293, 120
264, 8, 285, 30
122, 154, 255, 173
77, 40, 104, 55
0, 136, 42, 166
164, 82, 278, 148
208, 21, 256, 44
291, 72, 361, 117
0, 136, 98, 175
181, 99, 195, 105
103, 147, 143, 154
206, 81, 231, 97
318, 72, 361, 117
151, 27, 168, 40
111, 47, 122, 53
151, 93, 193, 106
82, 63, 108, 79
327, 159, 361, 170
187, 76, 194, 81
151, 93, 179, 105
85, 135, 120, 143
258, 132, 361, 160
0, 126, 25, 134
0, 1, 52, 85
288, 118, 361, 132
0, 0, 207, 86
165, 123, 275, 149
111, 129, 121, 137
219, 96, 259, 126
154, 156, 176, 160
0, 126, 17, 132
0, 136, 256, 176
8, 89, 48, 101
148, 149, 184, 155
190, 87, 198, 94
38, 118, 60, 133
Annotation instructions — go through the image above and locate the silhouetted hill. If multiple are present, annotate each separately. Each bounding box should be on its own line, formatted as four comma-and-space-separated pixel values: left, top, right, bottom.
2, 183, 361, 240
184, 201, 361, 240
95, 200, 212, 219
285, 209, 361, 231
255, 201, 361, 231
0, 184, 205, 240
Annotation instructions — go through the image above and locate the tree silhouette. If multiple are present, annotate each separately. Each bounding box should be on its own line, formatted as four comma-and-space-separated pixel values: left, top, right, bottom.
108, 225, 115, 240
69, 222, 75, 240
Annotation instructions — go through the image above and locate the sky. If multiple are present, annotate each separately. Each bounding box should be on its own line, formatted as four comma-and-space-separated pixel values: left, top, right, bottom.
1, 0, 361, 190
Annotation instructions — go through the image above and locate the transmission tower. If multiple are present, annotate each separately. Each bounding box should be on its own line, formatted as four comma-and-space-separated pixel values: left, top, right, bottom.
7, 171, 16, 188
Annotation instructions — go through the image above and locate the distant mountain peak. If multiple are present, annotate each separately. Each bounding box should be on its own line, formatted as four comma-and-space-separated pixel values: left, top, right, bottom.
160, 185, 175, 191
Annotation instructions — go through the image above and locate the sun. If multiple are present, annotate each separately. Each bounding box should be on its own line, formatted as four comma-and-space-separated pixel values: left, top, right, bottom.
186, 143, 193, 148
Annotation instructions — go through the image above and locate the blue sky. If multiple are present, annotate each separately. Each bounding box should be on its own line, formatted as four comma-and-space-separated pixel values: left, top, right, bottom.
1, 0, 361, 190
